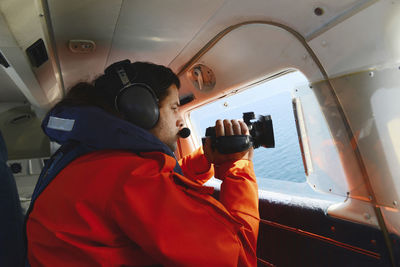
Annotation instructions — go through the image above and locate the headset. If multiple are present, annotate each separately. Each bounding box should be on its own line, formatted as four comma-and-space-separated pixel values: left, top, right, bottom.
105, 60, 160, 129
104, 59, 191, 138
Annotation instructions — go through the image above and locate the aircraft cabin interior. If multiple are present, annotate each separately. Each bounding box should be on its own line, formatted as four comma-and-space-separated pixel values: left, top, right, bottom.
0, 0, 399, 266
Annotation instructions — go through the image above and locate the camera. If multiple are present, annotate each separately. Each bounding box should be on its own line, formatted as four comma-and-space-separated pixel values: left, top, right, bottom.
204, 112, 275, 154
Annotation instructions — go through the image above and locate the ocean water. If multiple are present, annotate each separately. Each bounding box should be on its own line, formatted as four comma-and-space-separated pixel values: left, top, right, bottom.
190, 72, 308, 186
250, 93, 306, 183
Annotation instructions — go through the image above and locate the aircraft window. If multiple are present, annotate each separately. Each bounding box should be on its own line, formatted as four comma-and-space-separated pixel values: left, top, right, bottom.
190, 71, 309, 190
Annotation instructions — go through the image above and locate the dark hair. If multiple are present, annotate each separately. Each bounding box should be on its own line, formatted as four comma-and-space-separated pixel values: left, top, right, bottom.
53, 61, 180, 115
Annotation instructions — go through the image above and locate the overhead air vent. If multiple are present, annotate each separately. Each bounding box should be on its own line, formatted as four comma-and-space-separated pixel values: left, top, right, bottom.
68, 40, 96, 53
187, 64, 216, 92
26, 39, 49, 68
8, 113, 32, 125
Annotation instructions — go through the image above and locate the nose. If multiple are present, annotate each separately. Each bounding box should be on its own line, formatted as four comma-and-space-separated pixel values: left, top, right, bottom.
176, 114, 184, 129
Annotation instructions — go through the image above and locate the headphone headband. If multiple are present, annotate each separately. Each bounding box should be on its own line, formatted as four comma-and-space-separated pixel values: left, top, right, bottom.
115, 66, 132, 88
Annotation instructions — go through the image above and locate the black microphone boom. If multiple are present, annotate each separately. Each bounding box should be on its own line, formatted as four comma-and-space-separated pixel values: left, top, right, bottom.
178, 128, 191, 138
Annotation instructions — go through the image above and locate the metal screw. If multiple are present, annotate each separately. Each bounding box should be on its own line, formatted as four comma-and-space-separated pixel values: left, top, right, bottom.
314, 7, 324, 16
364, 213, 371, 220
321, 40, 327, 47
369, 71, 374, 77
394, 201, 398, 206
368, 195, 373, 200
371, 240, 377, 245
330, 226, 335, 232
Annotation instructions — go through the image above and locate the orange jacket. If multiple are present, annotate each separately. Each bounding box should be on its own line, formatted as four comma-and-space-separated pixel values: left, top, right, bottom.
27, 148, 259, 266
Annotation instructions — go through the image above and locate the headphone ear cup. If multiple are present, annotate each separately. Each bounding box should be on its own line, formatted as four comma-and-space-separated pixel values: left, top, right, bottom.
116, 84, 159, 129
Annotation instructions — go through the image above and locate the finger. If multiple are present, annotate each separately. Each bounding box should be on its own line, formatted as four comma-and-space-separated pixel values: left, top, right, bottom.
215, 120, 224, 137
239, 121, 250, 135
202, 138, 212, 159
231, 120, 241, 135
203, 137, 211, 153
223, 119, 234, 136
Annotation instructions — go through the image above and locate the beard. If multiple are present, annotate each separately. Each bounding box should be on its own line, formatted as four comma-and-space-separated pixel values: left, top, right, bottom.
166, 138, 177, 152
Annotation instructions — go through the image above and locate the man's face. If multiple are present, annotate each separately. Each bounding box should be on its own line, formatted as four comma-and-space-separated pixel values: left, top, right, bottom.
149, 85, 184, 151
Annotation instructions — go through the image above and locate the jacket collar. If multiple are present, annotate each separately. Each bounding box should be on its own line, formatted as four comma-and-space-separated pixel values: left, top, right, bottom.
42, 105, 176, 158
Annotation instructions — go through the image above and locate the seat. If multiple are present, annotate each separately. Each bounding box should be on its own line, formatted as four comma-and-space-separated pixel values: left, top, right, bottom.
0, 131, 24, 267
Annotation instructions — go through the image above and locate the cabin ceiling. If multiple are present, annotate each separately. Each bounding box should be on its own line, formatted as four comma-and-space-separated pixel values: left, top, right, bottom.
49, 0, 365, 89
0, 0, 393, 111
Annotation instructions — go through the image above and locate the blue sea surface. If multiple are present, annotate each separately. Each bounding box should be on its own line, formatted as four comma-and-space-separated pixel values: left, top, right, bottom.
250, 93, 306, 183
190, 72, 308, 187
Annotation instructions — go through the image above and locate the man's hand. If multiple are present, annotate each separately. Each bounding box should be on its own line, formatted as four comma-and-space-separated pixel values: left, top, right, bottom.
203, 119, 254, 165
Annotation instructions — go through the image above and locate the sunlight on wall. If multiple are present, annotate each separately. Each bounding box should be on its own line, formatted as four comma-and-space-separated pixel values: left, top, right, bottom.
388, 118, 400, 167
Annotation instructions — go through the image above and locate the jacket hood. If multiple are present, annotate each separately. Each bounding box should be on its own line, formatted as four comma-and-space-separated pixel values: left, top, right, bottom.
42, 105, 175, 158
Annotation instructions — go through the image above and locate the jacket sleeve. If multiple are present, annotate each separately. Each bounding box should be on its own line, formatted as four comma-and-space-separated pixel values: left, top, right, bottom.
215, 160, 259, 267
178, 146, 214, 185
109, 154, 259, 267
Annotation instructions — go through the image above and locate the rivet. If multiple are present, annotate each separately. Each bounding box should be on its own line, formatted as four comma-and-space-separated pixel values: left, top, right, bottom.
223, 102, 228, 107
368, 195, 373, 200
314, 7, 324, 16
369, 71, 374, 77
394, 201, 398, 206
364, 213, 371, 220
321, 40, 327, 47
330, 226, 335, 232
303, 54, 307, 60
329, 188, 332, 192
371, 239, 377, 245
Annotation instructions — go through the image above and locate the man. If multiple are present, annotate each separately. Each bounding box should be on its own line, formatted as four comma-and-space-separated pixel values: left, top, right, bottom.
26, 60, 259, 266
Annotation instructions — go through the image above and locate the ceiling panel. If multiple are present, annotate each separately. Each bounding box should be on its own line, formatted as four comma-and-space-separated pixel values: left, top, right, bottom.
47, 0, 372, 92
106, 0, 224, 67
168, 0, 371, 72
48, 0, 123, 89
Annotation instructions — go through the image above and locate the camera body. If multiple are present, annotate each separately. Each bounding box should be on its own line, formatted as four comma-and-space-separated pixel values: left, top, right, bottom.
204, 112, 275, 154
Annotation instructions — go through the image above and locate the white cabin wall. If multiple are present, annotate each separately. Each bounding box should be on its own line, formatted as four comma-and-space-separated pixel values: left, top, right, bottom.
325, 68, 400, 235
177, 0, 400, 231
176, 18, 379, 229
307, 0, 400, 234
308, 0, 400, 77
177, 23, 325, 111
169, 0, 368, 76
0, 0, 61, 109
